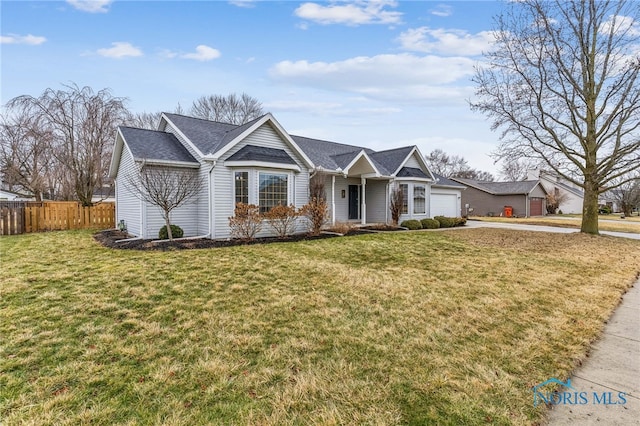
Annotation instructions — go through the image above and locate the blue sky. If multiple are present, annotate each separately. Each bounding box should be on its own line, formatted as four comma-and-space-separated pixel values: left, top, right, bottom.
1, 0, 506, 172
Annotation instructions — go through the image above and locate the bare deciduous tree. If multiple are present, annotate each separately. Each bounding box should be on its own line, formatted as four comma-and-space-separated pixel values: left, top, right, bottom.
0, 107, 53, 201
499, 158, 541, 182
608, 174, 640, 216
545, 189, 570, 214
7, 84, 129, 206
190, 93, 264, 125
471, 0, 640, 234
425, 149, 495, 181
125, 165, 202, 240
389, 187, 404, 225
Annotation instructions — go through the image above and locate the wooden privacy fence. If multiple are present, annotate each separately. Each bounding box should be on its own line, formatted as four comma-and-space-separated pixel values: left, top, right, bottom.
0, 201, 115, 235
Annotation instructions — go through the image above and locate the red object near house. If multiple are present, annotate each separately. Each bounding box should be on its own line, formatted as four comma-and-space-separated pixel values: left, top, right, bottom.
504, 206, 513, 218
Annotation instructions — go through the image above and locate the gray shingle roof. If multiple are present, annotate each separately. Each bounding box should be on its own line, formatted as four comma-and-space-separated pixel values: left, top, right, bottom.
432, 173, 466, 188
163, 113, 266, 156
452, 177, 541, 195
397, 167, 429, 179
369, 146, 414, 176
120, 127, 199, 164
226, 145, 297, 165
291, 135, 376, 171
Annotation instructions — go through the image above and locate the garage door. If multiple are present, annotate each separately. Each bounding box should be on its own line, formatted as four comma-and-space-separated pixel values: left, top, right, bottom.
431, 193, 458, 217
530, 198, 544, 216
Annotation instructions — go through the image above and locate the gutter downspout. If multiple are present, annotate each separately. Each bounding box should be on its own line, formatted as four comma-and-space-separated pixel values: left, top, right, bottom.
331, 175, 336, 226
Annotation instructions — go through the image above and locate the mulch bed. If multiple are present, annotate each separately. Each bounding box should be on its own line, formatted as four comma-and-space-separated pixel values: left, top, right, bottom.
94, 229, 372, 251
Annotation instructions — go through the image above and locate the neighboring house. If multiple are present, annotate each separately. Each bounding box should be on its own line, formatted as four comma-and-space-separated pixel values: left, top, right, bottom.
528, 169, 583, 214
109, 113, 450, 239
0, 188, 35, 201
92, 185, 115, 203
451, 177, 548, 217
431, 174, 465, 217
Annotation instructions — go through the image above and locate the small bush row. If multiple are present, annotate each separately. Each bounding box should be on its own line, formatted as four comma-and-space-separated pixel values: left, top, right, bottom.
400, 216, 466, 230
228, 200, 329, 241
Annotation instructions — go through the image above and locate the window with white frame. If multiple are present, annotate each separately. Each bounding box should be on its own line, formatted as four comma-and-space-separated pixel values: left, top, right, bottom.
413, 185, 426, 214
234, 171, 249, 204
259, 172, 288, 213
400, 184, 409, 214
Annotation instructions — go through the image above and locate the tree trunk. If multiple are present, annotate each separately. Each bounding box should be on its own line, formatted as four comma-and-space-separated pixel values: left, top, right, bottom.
581, 181, 599, 235
164, 212, 173, 240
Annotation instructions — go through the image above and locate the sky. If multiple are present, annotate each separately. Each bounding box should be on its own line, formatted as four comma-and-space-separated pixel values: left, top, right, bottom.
1, 0, 507, 173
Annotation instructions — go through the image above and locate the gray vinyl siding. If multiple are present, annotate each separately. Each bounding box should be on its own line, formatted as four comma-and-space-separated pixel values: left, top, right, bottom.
365, 180, 389, 223
114, 146, 142, 237
403, 153, 422, 169
530, 185, 546, 198
212, 123, 310, 239
461, 187, 527, 217
145, 200, 199, 238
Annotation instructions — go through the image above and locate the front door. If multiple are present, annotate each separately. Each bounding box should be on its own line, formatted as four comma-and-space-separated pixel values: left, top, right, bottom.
348, 185, 360, 220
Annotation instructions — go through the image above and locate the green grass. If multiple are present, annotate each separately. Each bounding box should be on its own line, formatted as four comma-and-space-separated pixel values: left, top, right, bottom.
1, 229, 639, 425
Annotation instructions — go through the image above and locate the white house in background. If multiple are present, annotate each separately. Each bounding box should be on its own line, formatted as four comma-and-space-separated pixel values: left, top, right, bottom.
0, 188, 35, 201
527, 169, 583, 214
109, 112, 465, 239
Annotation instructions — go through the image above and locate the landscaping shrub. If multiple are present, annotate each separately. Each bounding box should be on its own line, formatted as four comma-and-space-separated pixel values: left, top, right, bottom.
301, 196, 329, 236
389, 187, 404, 226
455, 217, 467, 227
434, 216, 455, 228
421, 218, 440, 229
327, 222, 356, 235
229, 203, 263, 240
400, 219, 422, 230
263, 204, 299, 238
598, 205, 612, 214
159, 224, 183, 240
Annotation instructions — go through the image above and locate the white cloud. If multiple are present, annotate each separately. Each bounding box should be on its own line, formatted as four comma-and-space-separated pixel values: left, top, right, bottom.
97, 42, 143, 58
430, 4, 453, 17
67, 0, 112, 13
269, 53, 476, 103
182, 45, 221, 61
295, 0, 402, 26
397, 27, 494, 56
229, 0, 256, 8
1, 33, 47, 45
600, 14, 640, 36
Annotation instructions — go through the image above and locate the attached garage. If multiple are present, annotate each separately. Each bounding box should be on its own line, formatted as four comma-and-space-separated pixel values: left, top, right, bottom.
430, 174, 465, 217
431, 193, 458, 217
529, 197, 544, 216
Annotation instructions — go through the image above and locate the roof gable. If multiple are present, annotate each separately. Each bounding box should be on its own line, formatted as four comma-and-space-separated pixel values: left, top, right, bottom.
161, 113, 240, 156
432, 173, 466, 188
119, 127, 199, 164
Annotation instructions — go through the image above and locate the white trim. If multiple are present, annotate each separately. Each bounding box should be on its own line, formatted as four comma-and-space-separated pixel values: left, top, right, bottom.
343, 150, 381, 177
391, 146, 435, 181
331, 175, 336, 225
160, 113, 206, 158
413, 184, 427, 215
394, 176, 432, 182
361, 177, 367, 225
224, 160, 301, 172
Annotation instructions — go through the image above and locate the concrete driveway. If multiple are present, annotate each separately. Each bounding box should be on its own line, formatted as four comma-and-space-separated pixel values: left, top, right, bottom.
465, 220, 640, 240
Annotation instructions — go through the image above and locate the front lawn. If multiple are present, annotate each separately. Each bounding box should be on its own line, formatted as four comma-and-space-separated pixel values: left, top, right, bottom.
1, 229, 639, 425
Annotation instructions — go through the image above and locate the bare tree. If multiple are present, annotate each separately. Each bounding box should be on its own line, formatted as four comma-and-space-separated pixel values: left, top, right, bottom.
126, 111, 162, 130
0, 107, 53, 201
425, 149, 495, 181
425, 149, 469, 178
608, 173, 640, 216
452, 169, 495, 182
545, 189, 570, 214
7, 84, 129, 206
389, 187, 404, 226
190, 93, 264, 125
499, 158, 541, 181
125, 165, 202, 240
471, 0, 640, 234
